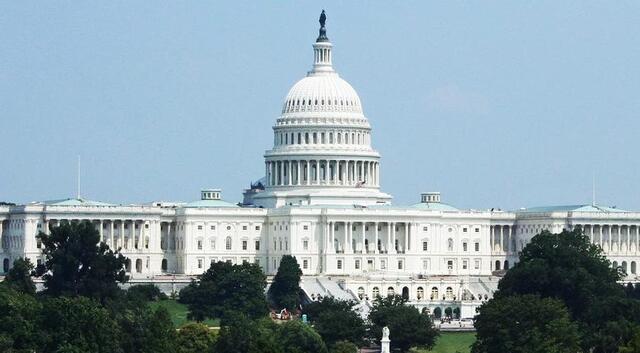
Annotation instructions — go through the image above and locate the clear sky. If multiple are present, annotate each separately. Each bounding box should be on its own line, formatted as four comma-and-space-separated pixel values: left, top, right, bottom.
1, 2, 639, 210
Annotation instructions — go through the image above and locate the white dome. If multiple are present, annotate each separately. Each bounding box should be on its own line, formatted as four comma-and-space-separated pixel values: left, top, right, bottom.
281, 74, 363, 115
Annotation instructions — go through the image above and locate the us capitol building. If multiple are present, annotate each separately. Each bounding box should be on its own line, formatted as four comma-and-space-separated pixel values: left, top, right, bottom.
2, 13, 639, 317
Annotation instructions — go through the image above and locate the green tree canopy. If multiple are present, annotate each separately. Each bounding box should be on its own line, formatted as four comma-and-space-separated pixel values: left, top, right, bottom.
39, 296, 122, 353
214, 314, 282, 353
368, 295, 438, 353
472, 295, 580, 353
179, 261, 268, 322
0, 284, 41, 352
277, 319, 328, 353
176, 322, 217, 353
36, 220, 128, 302
303, 296, 366, 347
268, 255, 303, 310
329, 340, 358, 353
4, 258, 36, 295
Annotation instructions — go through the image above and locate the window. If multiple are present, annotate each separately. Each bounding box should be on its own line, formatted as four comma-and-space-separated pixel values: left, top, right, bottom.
372, 287, 380, 298
225, 237, 232, 250
303, 259, 308, 269
197, 240, 203, 250
242, 226, 247, 231
355, 260, 360, 269
226, 226, 231, 230
337, 260, 343, 270
474, 259, 481, 270
447, 238, 454, 251
381, 260, 386, 270
197, 225, 203, 230
422, 259, 429, 270
255, 240, 260, 251
211, 225, 215, 230
242, 240, 247, 250
447, 260, 454, 270
145, 224, 149, 229
463, 260, 468, 270
210, 239, 216, 249
475, 228, 480, 233
446, 287, 454, 300
463, 242, 468, 252
422, 241, 428, 251
475, 242, 480, 251
255, 226, 260, 231
397, 260, 403, 270
303, 240, 309, 250
463, 228, 468, 232
197, 258, 203, 269
431, 287, 439, 300
417, 287, 424, 300
423, 226, 428, 232
387, 287, 395, 297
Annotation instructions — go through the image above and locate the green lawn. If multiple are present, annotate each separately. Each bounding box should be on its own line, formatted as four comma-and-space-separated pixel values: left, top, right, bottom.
149, 300, 219, 328
419, 332, 476, 353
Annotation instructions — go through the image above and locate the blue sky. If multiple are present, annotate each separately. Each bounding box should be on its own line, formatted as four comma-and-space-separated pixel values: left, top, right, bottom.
1, 2, 639, 210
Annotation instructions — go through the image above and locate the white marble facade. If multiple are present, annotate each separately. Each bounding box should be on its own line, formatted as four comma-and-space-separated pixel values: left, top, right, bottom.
2, 16, 638, 315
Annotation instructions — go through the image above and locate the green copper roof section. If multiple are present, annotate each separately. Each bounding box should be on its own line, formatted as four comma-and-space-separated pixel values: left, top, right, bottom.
409, 202, 459, 211
518, 204, 627, 213
42, 198, 115, 206
184, 199, 239, 208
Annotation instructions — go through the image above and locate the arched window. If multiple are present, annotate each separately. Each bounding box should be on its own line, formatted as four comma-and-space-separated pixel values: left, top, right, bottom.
622, 261, 628, 274
613, 261, 619, 269
2, 258, 9, 273
135, 259, 142, 273
387, 287, 395, 297
431, 287, 439, 300
357, 287, 365, 300
417, 287, 424, 300
504, 260, 509, 270
161, 259, 168, 272
632, 261, 637, 274
372, 287, 379, 298
495, 260, 501, 270
448, 238, 454, 251
402, 287, 409, 300
446, 287, 454, 300
225, 237, 232, 250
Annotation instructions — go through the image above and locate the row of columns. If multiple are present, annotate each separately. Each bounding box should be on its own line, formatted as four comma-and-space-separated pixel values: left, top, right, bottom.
266, 159, 379, 187
43, 219, 156, 252
324, 221, 411, 255
577, 224, 640, 253
490, 225, 515, 254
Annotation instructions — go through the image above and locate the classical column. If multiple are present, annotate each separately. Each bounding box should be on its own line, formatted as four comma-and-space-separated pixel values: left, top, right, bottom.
374, 222, 379, 254
329, 221, 335, 254
390, 222, 397, 254
98, 220, 104, 243
287, 161, 292, 185
499, 226, 504, 253
346, 222, 353, 254
120, 221, 125, 250
599, 225, 603, 248
361, 222, 366, 253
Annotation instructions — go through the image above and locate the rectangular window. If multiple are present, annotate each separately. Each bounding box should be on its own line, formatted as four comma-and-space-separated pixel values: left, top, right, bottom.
475, 228, 480, 233
255, 241, 260, 251
303, 225, 309, 231
197, 240, 202, 250
242, 226, 247, 231
242, 240, 247, 250
463, 242, 468, 252
475, 242, 480, 251
463, 228, 467, 232
337, 260, 343, 270
255, 226, 260, 231
381, 260, 386, 270
423, 226, 428, 232
447, 260, 454, 270
355, 260, 360, 270
475, 259, 481, 270
198, 225, 203, 230
197, 258, 203, 269
211, 225, 215, 230
463, 260, 468, 270
422, 260, 429, 270
210, 240, 216, 249
422, 241, 428, 251
397, 260, 403, 270
303, 259, 309, 269
303, 240, 309, 250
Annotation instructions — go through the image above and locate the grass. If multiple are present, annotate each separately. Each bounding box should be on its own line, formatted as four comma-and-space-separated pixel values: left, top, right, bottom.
149, 299, 219, 328
418, 332, 476, 353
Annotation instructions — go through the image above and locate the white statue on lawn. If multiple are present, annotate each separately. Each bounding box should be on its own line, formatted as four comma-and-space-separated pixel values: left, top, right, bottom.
381, 326, 390, 353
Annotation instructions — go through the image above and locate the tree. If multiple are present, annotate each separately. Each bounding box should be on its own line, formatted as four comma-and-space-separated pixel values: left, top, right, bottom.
36, 220, 128, 302
444, 307, 452, 318
330, 341, 358, 353
472, 295, 580, 353
215, 314, 282, 353
176, 323, 216, 353
368, 295, 438, 352
0, 284, 41, 352
620, 328, 640, 353
277, 320, 328, 353
268, 255, 303, 310
126, 284, 168, 302
180, 261, 268, 322
39, 296, 122, 353
303, 297, 366, 347
4, 258, 36, 295
484, 229, 640, 353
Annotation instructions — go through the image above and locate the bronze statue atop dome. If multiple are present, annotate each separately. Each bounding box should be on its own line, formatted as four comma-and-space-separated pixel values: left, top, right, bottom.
316, 10, 329, 42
